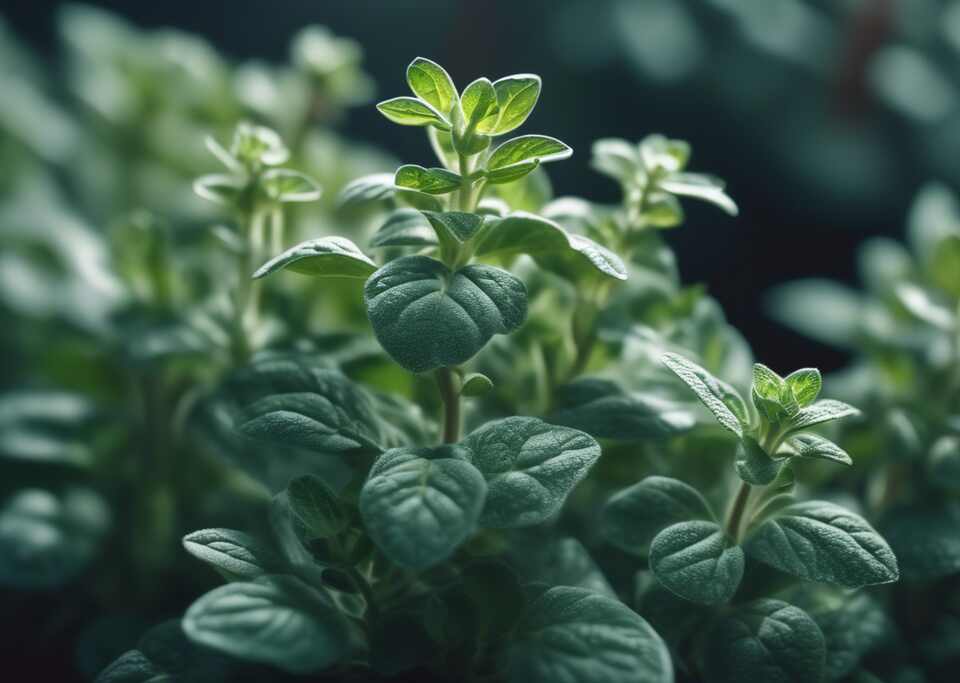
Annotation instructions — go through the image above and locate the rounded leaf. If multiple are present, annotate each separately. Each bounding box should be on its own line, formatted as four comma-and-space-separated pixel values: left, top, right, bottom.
649, 520, 744, 605
406, 57, 457, 116
253, 236, 376, 280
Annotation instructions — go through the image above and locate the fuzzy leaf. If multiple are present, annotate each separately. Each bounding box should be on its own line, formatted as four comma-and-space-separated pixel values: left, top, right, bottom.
661, 352, 746, 437
745, 501, 899, 587
788, 399, 860, 432
364, 256, 527, 373
477, 212, 627, 281
287, 475, 348, 540
377, 96, 449, 129
359, 446, 487, 569
505, 587, 673, 683
788, 433, 852, 466
703, 599, 825, 683
487, 135, 572, 172
422, 210, 485, 243
369, 209, 438, 248
406, 57, 456, 117
601, 476, 714, 556
182, 529, 284, 581
253, 236, 376, 280
461, 417, 600, 527
784, 368, 821, 407
394, 164, 461, 194
650, 520, 744, 605
736, 436, 781, 485
182, 574, 350, 674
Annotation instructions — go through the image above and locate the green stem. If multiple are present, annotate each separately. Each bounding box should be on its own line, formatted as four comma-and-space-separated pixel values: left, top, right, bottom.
458, 153, 476, 212
435, 367, 462, 443
725, 480, 752, 543
231, 210, 265, 365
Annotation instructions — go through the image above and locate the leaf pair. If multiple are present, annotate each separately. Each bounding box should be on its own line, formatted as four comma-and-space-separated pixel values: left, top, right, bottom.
359, 417, 600, 569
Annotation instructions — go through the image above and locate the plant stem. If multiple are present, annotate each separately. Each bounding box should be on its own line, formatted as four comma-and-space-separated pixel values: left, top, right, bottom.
231, 209, 265, 365
725, 480, 752, 543
458, 153, 475, 212
435, 367, 461, 443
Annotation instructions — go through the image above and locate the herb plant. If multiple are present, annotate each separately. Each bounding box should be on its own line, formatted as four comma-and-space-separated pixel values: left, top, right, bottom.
5, 13, 953, 681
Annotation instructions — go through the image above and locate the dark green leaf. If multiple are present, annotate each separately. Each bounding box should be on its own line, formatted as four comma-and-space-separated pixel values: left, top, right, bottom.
364, 256, 527, 373
359, 446, 487, 569
182, 574, 350, 674
422, 210, 484, 243
650, 521, 744, 605
505, 587, 673, 683
601, 476, 714, 556
736, 436, 781, 485
182, 528, 284, 580
369, 208, 438, 248
880, 502, 960, 580
252, 236, 376, 280
661, 352, 746, 437
461, 416, 600, 527
287, 475, 348, 539
745, 500, 899, 587
703, 599, 825, 683
460, 372, 493, 397
787, 433, 853, 467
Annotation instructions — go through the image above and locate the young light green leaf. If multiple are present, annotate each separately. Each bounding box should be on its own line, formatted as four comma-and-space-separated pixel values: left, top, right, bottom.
377, 96, 449, 129
550, 378, 696, 441
487, 135, 572, 171
601, 476, 714, 556
460, 372, 493, 397
460, 77, 499, 129
231, 122, 289, 166
788, 399, 860, 432
260, 169, 322, 203
406, 57, 457, 116
337, 173, 396, 207
193, 174, 244, 205
639, 134, 690, 173
788, 433, 853, 466
784, 368, 821, 407
661, 352, 747, 437
287, 475, 348, 540
735, 436, 781, 485
359, 446, 487, 569
369, 208, 438, 248
476, 212, 627, 281
182, 528, 284, 581
752, 363, 796, 420
485, 160, 540, 185
422, 210, 485, 243
461, 417, 600, 527
504, 587, 673, 683
182, 574, 350, 674
745, 500, 899, 587
252, 236, 376, 280
649, 520, 744, 605
659, 173, 738, 216
479, 74, 542, 135
703, 599, 826, 683
364, 256, 527, 373
394, 164, 462, 194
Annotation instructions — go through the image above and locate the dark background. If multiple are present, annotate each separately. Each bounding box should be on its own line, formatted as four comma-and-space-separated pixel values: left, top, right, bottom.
2, 0, 937, 373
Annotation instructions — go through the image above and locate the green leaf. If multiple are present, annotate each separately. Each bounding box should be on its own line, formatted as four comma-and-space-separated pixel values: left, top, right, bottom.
0, 391, 96, 466
487, 135, 572, 174
745, 500, 899, 587
880, 502, 960, 580
703, 599, 825, 683
461, 416, 600, 527
929, 435, 960, 490
233, 366, 386, 455
193, 174, 244, 205
183, 529, 284, 581
601, 476, 714, 556
505, 587, 673, 683
479, 74, 542, 135
550, 378, 696, 441
0, 487, 110, 589
752, 363, 796, 420
895, 282, 957, 330
476, 212, 627, 281
231, 122, 289, 166
182, 574, 350, 674
591, 137, 640, 182
337, 173, 396, 207
659, 172, 738, 216
649, 520, 744, 605
765, 280, 864, 349
784, 368, 821, 407
406, 57, 457, 116
736, 436, 781, 485
359, 446, 487, 569
422, 210, 485, 243
253, 236, 376, 280
787, 433, 853, 466
94, 650, 165, 682
287, 475, 348, 539
485, 160, 541, 185
364, 256, 527, 373
510, 536, 615, 598
788, 399, 860, 432
369, 208, 438, 248
661, 352, 747, 437
260, 168, 322, 203
639, 134, 690, 173
395, 188, 444, 212
460, 77, 499, 129
377, 96, 449, 129
394, 164, 462, 194
460, 372, 493, 397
